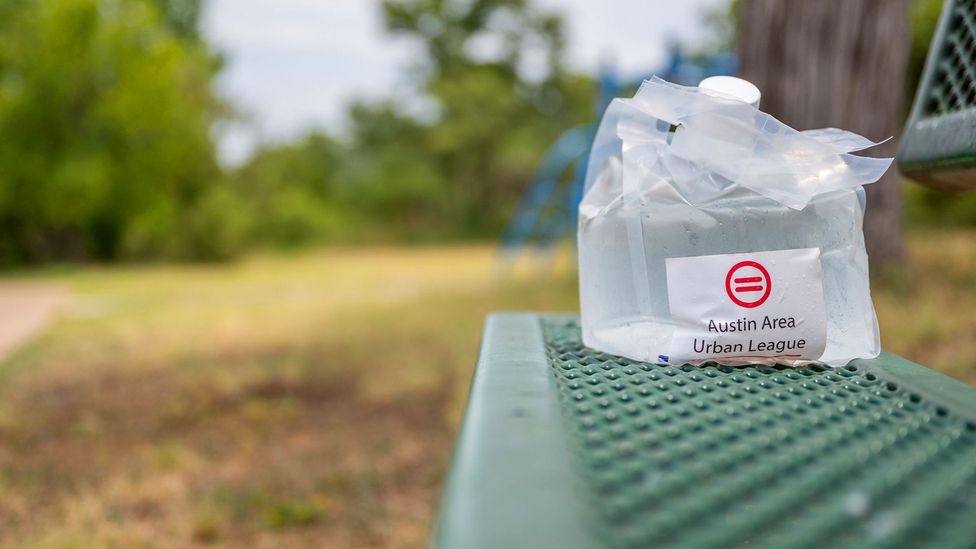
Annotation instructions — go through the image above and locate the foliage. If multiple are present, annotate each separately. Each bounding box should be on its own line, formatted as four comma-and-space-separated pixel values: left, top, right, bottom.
228, 0, 595, 243
151, 0, 205, 40
2, 0, 969, 265
382, 0, 592, 235
905, 182, 976, 226
700, 0, 740, 54
0, 0, 224, 263
230, 134, 348, 245
340, 103, 451, 239
909, 0, 944, 103
0, 0, 595, 264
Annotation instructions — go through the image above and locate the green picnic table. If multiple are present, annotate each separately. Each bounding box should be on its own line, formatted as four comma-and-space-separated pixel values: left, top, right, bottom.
434, 1, 976, 544
434, 313, 976, 548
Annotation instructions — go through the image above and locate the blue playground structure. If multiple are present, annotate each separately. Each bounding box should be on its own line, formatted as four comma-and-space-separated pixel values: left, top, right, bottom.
498, 47, 736, 254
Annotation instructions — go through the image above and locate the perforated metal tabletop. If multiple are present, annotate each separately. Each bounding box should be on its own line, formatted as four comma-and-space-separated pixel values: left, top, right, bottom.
435, 313, 976, 549
900, 0, 976, 189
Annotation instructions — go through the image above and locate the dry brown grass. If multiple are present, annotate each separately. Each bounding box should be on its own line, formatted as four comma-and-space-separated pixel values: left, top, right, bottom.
0, 233, 971, 547
0, 245, 577, 547
874, 230, 976, 384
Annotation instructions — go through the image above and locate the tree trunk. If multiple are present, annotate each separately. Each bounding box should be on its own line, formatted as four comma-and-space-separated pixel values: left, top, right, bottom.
738, 0, 910, 269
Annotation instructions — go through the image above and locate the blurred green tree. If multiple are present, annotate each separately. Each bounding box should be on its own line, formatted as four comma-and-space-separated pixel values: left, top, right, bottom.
909, 0, 945, 98
151, 0, 205, 40
231, 133, 349, 246
339, 103, 452, 240
0, 0, 226, 262
373, 0, 594, 236
237, 0, 594, 243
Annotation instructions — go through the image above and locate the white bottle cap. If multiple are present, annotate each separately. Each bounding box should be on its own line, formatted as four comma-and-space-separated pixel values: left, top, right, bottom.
698, 76, 761, 108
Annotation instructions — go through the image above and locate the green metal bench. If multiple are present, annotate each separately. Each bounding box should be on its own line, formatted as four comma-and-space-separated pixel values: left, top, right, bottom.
900, 0, 976, 190
435, 313, 976, 548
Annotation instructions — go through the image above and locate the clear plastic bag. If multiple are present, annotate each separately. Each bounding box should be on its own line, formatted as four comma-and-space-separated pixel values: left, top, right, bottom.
578, 78, 893, 367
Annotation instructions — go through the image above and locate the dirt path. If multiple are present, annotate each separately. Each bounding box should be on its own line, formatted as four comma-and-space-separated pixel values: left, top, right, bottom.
0, 282, 67, 361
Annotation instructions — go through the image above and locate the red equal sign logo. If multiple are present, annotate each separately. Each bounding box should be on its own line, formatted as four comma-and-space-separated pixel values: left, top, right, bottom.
725, 260, 772, 308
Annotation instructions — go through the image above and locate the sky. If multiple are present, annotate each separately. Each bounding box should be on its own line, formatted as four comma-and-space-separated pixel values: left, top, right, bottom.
201, 0, 725, 165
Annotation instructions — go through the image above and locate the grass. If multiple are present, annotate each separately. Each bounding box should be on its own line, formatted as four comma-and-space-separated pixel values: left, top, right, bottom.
0, 232, 973, 547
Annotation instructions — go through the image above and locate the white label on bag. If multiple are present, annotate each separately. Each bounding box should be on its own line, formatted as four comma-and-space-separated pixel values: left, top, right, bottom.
664, 248, 827, 364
